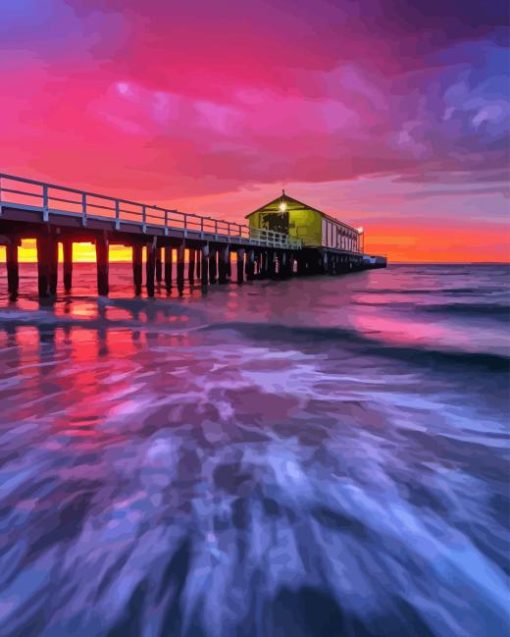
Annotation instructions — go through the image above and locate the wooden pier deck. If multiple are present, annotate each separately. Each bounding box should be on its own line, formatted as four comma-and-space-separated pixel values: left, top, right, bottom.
0, 173, 373, 300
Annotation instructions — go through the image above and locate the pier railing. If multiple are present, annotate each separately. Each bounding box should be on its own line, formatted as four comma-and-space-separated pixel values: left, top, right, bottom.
0, 173, 302, 250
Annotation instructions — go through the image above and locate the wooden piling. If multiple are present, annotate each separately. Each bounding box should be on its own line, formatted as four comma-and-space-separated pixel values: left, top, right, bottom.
36, 235, 50, 298
219, 246, 229, 284
132, 244, 143, 294
267, 251, 276, 278
177, 243, 185, 294
195, 248, 201, 279
6, 239, 19, 300
155, 247, 163, 283
63, 239, 73, 292
201, 244, 209, 289
36, 234, 58, 298
188, 247, 195, 283
288, 252, 294, 277
322, 252, 328, 275
280, 251, 288, 279
237, 248, 245, 284
164, 246, 173, 291
246, 249, 255, 281
48, 236, 59, 295
259, 252, 267, 279
146, 240, 156, 297
297, 254, 306, 276
209, 248, 217, 284
96, 235, 109, 296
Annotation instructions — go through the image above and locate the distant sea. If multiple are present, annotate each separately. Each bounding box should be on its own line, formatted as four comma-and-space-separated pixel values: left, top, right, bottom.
0, 263, 508, 637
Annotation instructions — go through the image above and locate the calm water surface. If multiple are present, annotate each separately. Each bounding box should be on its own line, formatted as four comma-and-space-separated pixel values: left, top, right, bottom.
0, 263, 509, 637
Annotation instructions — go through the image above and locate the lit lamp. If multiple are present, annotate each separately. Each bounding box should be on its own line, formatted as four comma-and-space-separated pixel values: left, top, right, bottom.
279, 188, 287, 213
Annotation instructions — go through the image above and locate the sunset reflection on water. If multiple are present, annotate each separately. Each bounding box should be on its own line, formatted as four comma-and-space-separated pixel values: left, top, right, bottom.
0, 263, 508, 637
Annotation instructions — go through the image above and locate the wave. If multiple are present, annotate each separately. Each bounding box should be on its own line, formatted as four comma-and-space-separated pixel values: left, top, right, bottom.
0, 300, 207, 334
201, 321, 510, 372
357, 287, 507, 296
1, 306, 508, 372
422, 302, 510, 318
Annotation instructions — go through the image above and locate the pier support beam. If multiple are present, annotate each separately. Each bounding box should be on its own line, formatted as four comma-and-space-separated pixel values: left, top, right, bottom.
289, 252, 295, 277
219, 246, 229, 284
259, 252, 267, 279
37, 236, 49, 298
63, 240, 73, 292
132, 244, 143, 294
36, 234, 58, 298
201, 245, 209, 290
155, 247, 163, 284
195, 249, 201, 279
177, 243, 185, 294
164, 246, 173, 292
188, 247, 195, 284
267, 251, 276, 278
322, 252, 329, 275
96, 235, 109, 296
237, 248, 245, 284
280, 251, 288, 279
246, 249, 255, 281
6, 239, 19, 300
146, 240, 156, 297
209, 248, 217, 284
48, 236, 58, 295
297, 254, 306, 276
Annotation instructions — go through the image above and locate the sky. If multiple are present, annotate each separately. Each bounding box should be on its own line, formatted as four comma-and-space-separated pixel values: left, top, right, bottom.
0, 0, 509, 262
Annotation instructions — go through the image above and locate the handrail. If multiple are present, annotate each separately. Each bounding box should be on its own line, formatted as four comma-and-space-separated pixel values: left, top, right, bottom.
0, 173, 302, 250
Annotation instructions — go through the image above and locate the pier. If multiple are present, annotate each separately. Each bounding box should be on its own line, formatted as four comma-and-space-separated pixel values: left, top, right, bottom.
0, 173, 384, 300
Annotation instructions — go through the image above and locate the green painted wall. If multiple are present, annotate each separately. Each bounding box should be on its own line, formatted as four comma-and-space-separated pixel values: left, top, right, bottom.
248, 197, 323, 247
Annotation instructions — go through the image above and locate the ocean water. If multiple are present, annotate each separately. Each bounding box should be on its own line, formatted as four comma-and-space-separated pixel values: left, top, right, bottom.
0, 263, 508, 637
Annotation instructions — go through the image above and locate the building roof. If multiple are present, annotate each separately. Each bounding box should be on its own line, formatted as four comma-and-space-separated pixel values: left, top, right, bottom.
245, 193, 358, 234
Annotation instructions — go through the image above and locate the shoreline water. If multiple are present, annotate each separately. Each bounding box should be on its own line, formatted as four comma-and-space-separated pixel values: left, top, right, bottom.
0, 263, 508, 637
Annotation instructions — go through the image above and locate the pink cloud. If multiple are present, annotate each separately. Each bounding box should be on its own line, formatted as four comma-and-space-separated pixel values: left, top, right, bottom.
0, 0, 507, 264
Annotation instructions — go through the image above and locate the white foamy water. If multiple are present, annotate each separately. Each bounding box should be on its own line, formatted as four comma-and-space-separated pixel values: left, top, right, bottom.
0, 263, 509, 636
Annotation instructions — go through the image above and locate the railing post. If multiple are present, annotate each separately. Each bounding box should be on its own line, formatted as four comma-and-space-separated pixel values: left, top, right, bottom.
43, 184, 49, 222
142, 205, 147, 233
81, 192, 87, 226
215, 220, 218, 239
115, 200, 120, 230
183, 213, 187, 238
164, 209, 168, 236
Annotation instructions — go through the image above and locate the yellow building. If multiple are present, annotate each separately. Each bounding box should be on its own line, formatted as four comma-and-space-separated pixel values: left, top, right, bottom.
246, 192, 362, 253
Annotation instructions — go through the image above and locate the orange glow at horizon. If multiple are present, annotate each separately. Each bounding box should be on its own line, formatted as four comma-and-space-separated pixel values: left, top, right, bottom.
363, 223, 510, 263
0, 227, 508, 264
0, 240, 132, 263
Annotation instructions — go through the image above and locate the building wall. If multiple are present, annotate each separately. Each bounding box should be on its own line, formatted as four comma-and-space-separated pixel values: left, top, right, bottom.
248, 199, 360, 251
289, 208, 322, 246
248, 206, 322, 247
321, 218, 360, 252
